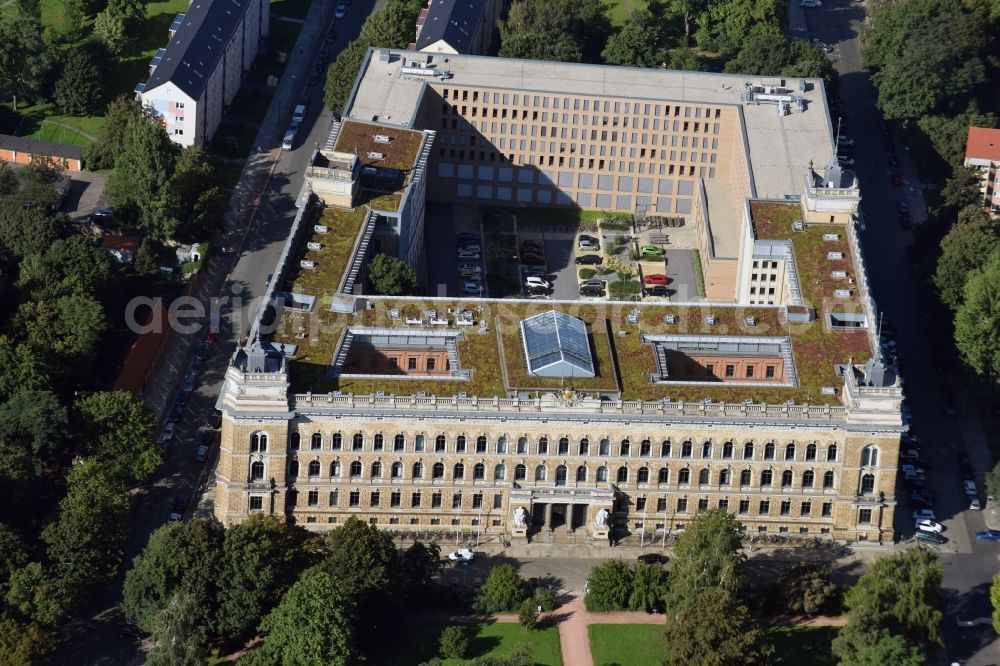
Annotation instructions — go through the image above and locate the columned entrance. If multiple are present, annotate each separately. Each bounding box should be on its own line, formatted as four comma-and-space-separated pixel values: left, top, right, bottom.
509, 486, 616, 542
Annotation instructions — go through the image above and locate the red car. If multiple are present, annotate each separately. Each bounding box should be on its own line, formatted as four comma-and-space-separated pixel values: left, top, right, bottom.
643, 273, 668, 286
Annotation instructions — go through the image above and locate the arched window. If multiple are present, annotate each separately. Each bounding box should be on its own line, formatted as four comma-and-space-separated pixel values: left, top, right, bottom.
637, 467, 649, 483
311, 433, 322, 450
330, 460, 341, 477
415, 434, 425, 452
534, 464, 547, 481
308, 460, 320, 477
576, 465, 588, 482
288, 460, 298, 478
371, 461, 382, 478
432, 462, 445, 479
658, 467, 669, 484
698, 468, 710, 484
599, 439, 611, 456
494, 464, 506, 480
743, 442, 754, 459
785, 443, 795, 461
288, 432, 299, 451
740, 469, 751, 486
517, 437, 529, 454
722, 441, 733, 459
412, 462, 424, 478
555, 465, 567, 486
597, 466, 609, 482
764, 442, 775, 460
702, 441, 712, 458
678, 468, 691, 484
661, 440, 671, 457
823, 471, 835, 488
537, 437, 548, 454
477, 436, 488, 453
719, 469, 731, 485
352, 433, 363, 450
251, 432, 268, 453
781, 470, 793, 487
515, 464, 527, 480
473, 463, 486, 480
332, 433, 343, 450
436, 435, 447, 452
349, 461, 362, 477
250, 461, 264, 480
860, 473, 875, 494
620, 439, 631, 456
496, 436, 508, 454
453, 463, 465, 479
826, 444, 837, 461
579, 438, 590, 456
616, 466, 629, 483
805, 443, 817, 461
391, 462, 403, 478
558, 438, 570, 455
640, 439, 652, 456
802, 470, 815, 487
373, 434, 384, 450
760, 469, 773, 486
681, 441, 693, 457
861, 446, 879, 467
394, 434, 405, 451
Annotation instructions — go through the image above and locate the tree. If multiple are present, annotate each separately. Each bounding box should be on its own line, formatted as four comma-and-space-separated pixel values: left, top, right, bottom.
0, 616, 53, 666
782, 563, 837, 615
666, 46, 704, 71
324, 40, 367, 113
0, 390, 68, 471
0, 17, 53, 110
725, 23, 788, 75
499, 0, 613, 64
628, 562, 668, 612
55, 43, 106, 115
215, 515, 314, 639
933, 208, 999, 310
832, 628, 923, 666
584, 559, 634, 612
439, 625, 469, 659
919, 113, 997, 168
954, 251, 1000, 379
670, 0, 707, 43
475, 564, 528, 613
0, 339, 47, 403
14, 294, 107, 361
663, 587, 773, 666
0, 522, 27, 600
992, 572, 1000, 634
246, 569, 358, 666
93, 0, 143, 54
106, 116, 176, 237
518, 598, 540, 630
133, 238, 160, 275
0, 207, 65, 260
367, 254, 417, 295
85, 95, 145, 170
940, 167, 988, 213
986, 461, 1000, 504
5, 562, 71, 626
145, 591, 208, 666
602, 10, 662, 68
665, 508, 743, 616
121, 519, 224, 632
164, 146, 227, 242
832, 548, 943, 663
399, 540, 443, 604
76, 391, 159, 484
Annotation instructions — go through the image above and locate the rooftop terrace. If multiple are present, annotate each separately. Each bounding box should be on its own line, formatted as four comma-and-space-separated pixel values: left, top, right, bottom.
332, 119, 426, 172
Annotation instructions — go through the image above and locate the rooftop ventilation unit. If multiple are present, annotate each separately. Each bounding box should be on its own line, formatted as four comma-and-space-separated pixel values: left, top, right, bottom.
745, 316, 756, 326
367, 151, 385, 160
820, 386, 836, 395
831, 270, 847, 279
705, 314, 717, 326
827, 251, 844, 260
401, 62, 443, 77
374, 134, 391, 144
793, 220, 804, 232
823, 233, 840, 241
664, 314, 677, 325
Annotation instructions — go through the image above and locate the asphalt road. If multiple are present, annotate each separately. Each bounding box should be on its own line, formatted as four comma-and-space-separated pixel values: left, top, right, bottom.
806, 1, 1000, 663
55, 2, 378, 662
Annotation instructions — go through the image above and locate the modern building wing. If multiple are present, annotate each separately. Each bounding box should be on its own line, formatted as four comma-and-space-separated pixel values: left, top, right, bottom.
521, 311, 595, 378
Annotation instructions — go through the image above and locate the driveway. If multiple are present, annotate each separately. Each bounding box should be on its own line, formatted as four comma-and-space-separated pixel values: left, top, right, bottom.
60, 170, 107, 220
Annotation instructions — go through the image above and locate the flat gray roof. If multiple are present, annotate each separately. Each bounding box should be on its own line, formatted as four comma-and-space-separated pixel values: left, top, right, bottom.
346, 49, 835, 199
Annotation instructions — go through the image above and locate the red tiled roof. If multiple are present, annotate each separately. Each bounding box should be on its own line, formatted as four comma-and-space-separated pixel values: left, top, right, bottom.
101, 235, 141, 252
966, 127, 1000, 161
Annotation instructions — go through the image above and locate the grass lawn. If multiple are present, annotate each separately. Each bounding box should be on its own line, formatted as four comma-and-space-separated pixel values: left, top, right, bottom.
367, 621, 563, 666
768, 626, 838, 666
603, 0, 648, 25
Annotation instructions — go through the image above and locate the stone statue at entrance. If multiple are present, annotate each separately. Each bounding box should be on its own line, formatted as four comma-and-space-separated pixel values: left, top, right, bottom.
513, 506, 528, 527
594, 508, 609, 528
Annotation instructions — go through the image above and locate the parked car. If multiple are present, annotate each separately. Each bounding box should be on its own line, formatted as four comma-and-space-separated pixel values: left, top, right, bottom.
898, 210, 912, 229
970, 497, 983, 510
575, 254, 603, 265
800, 0, 821, 6
897, 199, 910, 213
578, 239, 600, 252
912, 508, 936, 522
891, 172, 903, 186
916, 530, 948, 545
579, 284, 605, 297
448, 548, 474, 562
458, 265, 481, 278
520, 252, 545, 266
976, 530, 1000, 542
210, 409, 222, 429
836, 135, 853, 146
195, 445, 210, 463
525, 276, 551, 289
292, 103, 306, 124
457, 232, 479, 242
579, 279, 605, 290
167, 404, 184, 424
526, 285, 550, 296
173, 494, 190, 513
639, 245, 665, 259
457, 250, 481, 261
643, 285, 669, 297
200, 430, 217, 446
334, 3, 345, 18
643, 273, 668, 285
462, 282, 483, 295
837, 155, 855, 167
158, 422, 176, 443
915, 519, 943, 533
520, 240, 543, 253
458, 243, 481, 253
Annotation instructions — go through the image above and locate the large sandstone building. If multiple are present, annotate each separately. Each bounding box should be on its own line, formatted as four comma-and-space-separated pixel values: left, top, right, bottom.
213, 50, 903, 546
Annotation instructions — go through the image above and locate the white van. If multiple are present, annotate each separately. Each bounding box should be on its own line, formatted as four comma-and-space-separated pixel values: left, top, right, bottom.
292, 104, 306, 124
282, 129, 296, 150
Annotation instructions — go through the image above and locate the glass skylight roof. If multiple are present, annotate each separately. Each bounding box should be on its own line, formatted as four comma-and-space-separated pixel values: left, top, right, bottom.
520, 311, 595, 378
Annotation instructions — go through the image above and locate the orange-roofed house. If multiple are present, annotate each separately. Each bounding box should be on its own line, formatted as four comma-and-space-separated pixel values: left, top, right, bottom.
964, 127, 1000, 217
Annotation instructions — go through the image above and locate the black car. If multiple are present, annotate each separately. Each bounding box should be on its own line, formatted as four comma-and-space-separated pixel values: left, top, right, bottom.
526, 285, 550, 296
579, 285, 604, 297
92, 208, 114, 223
200, 430, 217, 446
211, 409, 223, 429
457, 232, 479, 243
643, 285, 669, 297
575, 254, 603, 265
167, 404, 183, 424
579, 234, 599, 244
173, 494, 190, 512
521, 253, 546, 266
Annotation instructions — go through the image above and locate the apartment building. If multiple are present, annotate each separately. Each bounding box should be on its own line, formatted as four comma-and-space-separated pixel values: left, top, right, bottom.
136, 0, 269, 147
412, 0, 504, 56
213, 51, 901, 547
964, 126, 1000, 217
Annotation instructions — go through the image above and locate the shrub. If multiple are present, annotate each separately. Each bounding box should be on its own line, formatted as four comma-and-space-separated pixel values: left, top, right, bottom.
782, 563, 837, 615
439, 625, 469, 659
518, 598, 540, 630
609, 280, 641, 300
585, 559, 634, 612
474, 564, 527, 613
579, 268, 597, 280
533, 586, 556, 612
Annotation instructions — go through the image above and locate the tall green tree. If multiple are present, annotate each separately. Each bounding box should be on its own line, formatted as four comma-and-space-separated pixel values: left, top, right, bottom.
367, 254, 417, 295
55, 42, 106, 115
919, 113, 997, 168
499, 0, 613, 64
474, 564, 528, 613
992, 572, 1000, 634
85, 95, 145, 170
0, 339, 46, 404
940, 167, 988, 213
933, 207, 999, 311
145, 591, 208, 666
106, 116, 176, 238
0, 522, 28, 599
663, 586, 772, 666
584, 559, 634, 612
245, 569, 358, 666
782, 563, 837, 615
954, 250, 1000, 379
5, 562, 71, 626
122, 519, 224, 632
601, 10, 662, 68
665, 507, 743, 616
0, 17, 53, 110
398, 540, 443, 604
164, 147, 227, 242
628, 562, 668, 612
0, 616, 53, 666
832, 548, 943, 664
0, 390, 68, 471
215, 515, 314, 639
725, 23, 788, 75
93, 0, 143, 54
75, 391, 159, 485
670, 0, 707, 44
